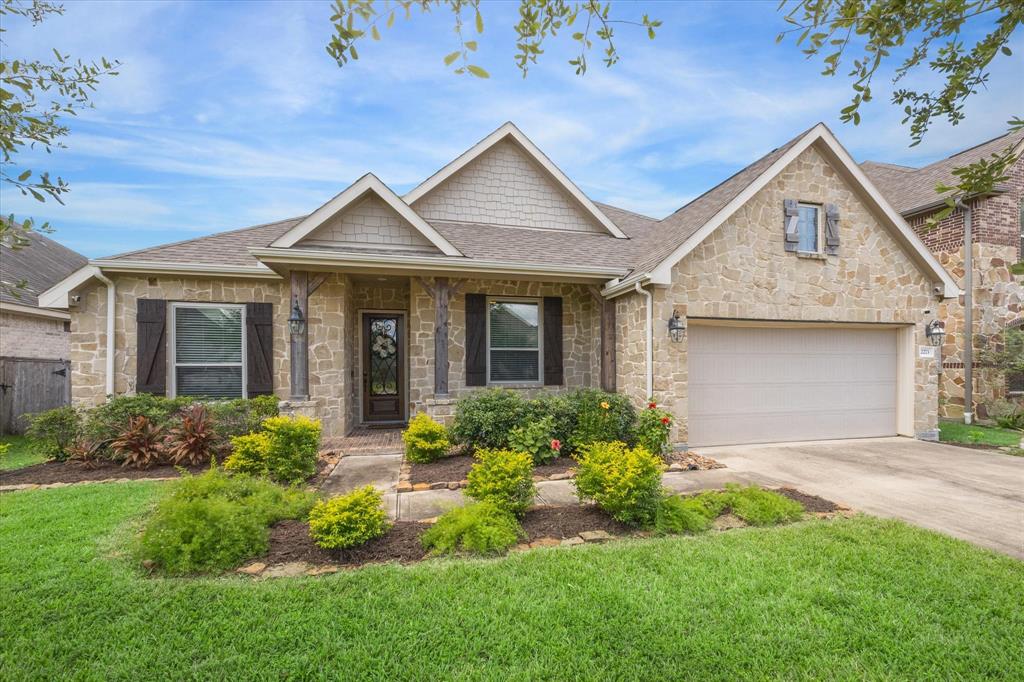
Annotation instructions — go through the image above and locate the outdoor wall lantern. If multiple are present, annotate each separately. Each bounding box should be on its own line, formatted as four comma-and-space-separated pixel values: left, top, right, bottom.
288, 297, 306, 335
667, 310, 686, 343
925, 319, 946, 347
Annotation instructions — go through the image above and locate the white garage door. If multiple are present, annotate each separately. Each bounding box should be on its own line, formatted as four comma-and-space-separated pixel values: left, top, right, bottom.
688, 324, 898, 446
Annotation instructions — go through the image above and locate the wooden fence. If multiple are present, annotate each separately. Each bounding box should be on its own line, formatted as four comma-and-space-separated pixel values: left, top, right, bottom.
0, 357, 72, 435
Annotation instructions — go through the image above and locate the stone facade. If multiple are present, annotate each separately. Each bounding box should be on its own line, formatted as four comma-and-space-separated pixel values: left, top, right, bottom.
906, 155, 1023, 419
613, 144, 942, 443
0, 311, 69, 360
298, 195, 436, 252
411, 140, 602, 233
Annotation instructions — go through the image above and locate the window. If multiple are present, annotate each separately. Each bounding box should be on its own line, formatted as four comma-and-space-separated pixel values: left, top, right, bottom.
171, 303, 245, 399
487, 299, 541, 383
797, 203, 820, 252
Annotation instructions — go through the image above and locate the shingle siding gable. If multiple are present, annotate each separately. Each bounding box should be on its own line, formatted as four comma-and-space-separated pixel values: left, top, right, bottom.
298, 194, 438, 252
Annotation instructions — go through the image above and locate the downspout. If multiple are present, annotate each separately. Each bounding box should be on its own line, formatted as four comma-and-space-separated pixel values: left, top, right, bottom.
635, 281, 653, 399
958, 199, 974, 425
93, 271, 116, 397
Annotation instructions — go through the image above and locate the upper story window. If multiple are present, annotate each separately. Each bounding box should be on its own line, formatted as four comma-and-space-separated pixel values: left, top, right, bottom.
798, 203, 820, 253
487, 299, 541, 384
170, 303, 245, 399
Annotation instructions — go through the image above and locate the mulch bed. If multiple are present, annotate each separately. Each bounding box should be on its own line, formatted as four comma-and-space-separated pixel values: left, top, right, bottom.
774, 487, 840, 513
409, 455, 576, 485
520, 505, 630, 539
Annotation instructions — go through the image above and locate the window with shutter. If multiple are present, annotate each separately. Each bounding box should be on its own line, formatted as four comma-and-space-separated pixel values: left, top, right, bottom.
170, 303, 245, 399
797, 204, 820, 253
487, 299, 541, 383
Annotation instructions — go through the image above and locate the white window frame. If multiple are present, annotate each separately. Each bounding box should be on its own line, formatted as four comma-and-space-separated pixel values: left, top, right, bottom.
797, 202, 822, 254
168, 302, 247, 399
485, 296, 543, 386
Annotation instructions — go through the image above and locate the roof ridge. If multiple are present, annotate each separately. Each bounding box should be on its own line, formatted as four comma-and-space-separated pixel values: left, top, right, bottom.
593, 201, 657, 221
102, 215, 307, 260
862, 160, 917, 172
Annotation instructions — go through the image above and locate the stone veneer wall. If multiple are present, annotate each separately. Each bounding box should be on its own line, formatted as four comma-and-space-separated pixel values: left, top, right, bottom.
411, 140, 602, 233
618, 144, 941, 443
0, 311, 69, 360
409, 278, 600, 424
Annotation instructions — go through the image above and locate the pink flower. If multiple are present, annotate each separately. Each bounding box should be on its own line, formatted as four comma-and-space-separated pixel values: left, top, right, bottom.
648, 402, 657, 409
551, 439, 561, 451
660, 416, 671, 425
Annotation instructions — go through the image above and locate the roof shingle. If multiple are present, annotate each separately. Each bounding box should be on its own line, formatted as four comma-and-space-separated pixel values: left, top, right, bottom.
1, 231, 88, 308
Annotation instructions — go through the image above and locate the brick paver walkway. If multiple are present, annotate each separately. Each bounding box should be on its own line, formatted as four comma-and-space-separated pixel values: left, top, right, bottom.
324, 426, 404, 455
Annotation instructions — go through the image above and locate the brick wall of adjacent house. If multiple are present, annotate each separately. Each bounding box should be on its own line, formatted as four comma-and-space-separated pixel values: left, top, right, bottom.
299, 195, 436, 251
411, 140, 603, 233
0, 310, 69, 360
613, 144, 942, 443
906, 154, 1023, 418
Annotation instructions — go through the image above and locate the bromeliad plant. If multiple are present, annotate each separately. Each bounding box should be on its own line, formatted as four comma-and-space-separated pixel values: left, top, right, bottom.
111, 416, 166, 469
635, 401, 673, 459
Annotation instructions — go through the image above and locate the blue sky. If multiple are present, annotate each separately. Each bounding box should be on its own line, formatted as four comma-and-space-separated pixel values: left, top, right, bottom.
3, 0, 1021, 258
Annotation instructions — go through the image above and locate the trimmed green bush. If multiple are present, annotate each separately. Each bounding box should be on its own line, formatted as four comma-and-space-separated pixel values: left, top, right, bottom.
508, 415, 559, 465
568, 389, 636, 449
527, 393, 576, 453
655, 495, 714, 535
450, 389, 530, 450
573, 441, 664, 527
137, 468, 314, 575
207, 395, 280, 439
402, 413, 451, 463
635, 402, 674, 458
261, 415, 322, 484
26, 406, 81, 461
465, 448, 536, 515
308, 486, 391, 550
421, 501, 522, 555
224, 432, 272, 476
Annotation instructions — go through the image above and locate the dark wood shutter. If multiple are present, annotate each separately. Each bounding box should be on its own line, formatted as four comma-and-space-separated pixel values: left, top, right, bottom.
543, 296, 563, 386
465, 293, 487, 386
245, 302, 274, 396
136, 299, 167, 395
825, 203, 841, 254
783, 198, 800, 252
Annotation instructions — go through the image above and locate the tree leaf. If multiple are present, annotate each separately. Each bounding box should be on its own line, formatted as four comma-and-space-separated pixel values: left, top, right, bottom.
444, 50, 461, 66
467, 64, 490, 78
371, 26, 380, 41
17, 170, 31, 182
475, 9, 484, 34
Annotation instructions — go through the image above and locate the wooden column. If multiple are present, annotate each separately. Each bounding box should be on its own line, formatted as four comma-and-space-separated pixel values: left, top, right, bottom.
590, 287, 616, 392
289, 271, 327, 401
419, 277, 464, 396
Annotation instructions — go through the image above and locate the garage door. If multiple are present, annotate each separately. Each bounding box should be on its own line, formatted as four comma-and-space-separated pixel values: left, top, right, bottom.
688, 324, 898, 446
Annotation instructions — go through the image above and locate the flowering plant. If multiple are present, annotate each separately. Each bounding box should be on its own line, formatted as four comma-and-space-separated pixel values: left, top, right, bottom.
636, 403, 673, 459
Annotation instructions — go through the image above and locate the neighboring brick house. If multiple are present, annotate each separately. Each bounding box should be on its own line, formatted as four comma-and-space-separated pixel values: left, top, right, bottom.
864, 131, 1024, 419
0, 231, 88, 431
41, 122, 959, 447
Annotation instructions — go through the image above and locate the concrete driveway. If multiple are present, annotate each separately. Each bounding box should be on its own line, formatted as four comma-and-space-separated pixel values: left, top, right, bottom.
699, 437, 1024, 559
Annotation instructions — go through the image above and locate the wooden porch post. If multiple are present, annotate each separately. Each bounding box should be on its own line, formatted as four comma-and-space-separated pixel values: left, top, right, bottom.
289, 271, 327, 401
419, 277, 464, 396
589, 287, 616, 392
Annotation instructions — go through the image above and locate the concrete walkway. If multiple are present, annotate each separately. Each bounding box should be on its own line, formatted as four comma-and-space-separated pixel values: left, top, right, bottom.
699, 437, 1024, 559
320, 454, 402, 496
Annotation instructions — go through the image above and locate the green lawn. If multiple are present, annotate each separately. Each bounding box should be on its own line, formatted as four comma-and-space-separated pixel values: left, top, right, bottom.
0, 435, 46, 471
1, 483, 1022, 680
939, 420, 1022, 447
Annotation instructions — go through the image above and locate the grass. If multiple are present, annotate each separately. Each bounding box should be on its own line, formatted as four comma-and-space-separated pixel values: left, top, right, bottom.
0, 435, 46, 471
1, 485, 1022, 679
939, 420, 1022, 447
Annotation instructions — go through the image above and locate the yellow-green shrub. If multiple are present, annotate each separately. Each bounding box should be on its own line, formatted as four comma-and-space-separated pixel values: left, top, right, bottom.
224, 416, 320, 484
402, 412, 450, 463
421, 501, 522, 555
224, 432, 271, 477
308, 486, 391, 549
465, 448, 536, 515
573, 441, 665, 527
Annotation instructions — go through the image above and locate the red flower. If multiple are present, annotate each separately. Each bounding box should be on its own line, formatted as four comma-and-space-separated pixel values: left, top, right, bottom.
648, 402, 657, 409
551, 439, 561, 451
660, 416, 671, 425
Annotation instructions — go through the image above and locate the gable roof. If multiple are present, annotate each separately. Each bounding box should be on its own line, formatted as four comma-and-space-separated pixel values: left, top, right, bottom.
403, 122, 628, 239
1, 230, 87, 311
269, 173, 462, 256
862, 129, 1024, 216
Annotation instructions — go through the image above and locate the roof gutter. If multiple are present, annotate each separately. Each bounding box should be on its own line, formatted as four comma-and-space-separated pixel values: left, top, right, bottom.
89, 260, 281, 279
601, 272, 651, 298
900, 184, 1010, 219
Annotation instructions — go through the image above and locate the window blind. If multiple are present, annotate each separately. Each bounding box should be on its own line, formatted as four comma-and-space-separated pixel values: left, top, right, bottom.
174, 306, 243, 398
489, 301, 540, 382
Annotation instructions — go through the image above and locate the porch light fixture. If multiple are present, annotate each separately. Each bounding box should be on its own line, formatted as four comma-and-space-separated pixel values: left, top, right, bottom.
288, 298, 305, 335
925, 319, 946, 347
667, 310, 686, 343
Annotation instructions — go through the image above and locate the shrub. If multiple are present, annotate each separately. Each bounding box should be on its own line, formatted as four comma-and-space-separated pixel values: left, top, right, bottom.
260, 415, 321, 484
402, 413, 451, 463
0, 442, 8, 465
111, 416, 165, 469
26, 406, 81, 461
989, 399, 1024, 431
65, 438, 106, 468
465, 448, 536, 515
207, 395, 280, 439
224, 432, 271, 477
83, 394, 192, 443
720, 484, 803, 526
573, 441, 664, 527
450, 389, 530, 450
655, 495, 714, 535
137, 468, 314, 575
508, 415, 560, 465
421, 502, 522, 555
635, 402, 674, 458
527, 393, 576, 452
568, 389, 636, 450
165, 405, 221, 466
308, 486, 391, 550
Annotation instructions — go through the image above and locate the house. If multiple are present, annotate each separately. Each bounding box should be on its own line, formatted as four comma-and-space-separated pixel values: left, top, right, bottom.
0, 231, 88, 432
863, 131, 1024, 420
40, 122, 960, 447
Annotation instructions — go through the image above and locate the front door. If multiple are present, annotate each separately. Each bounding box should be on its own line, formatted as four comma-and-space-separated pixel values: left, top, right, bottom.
362, 313, 404, 423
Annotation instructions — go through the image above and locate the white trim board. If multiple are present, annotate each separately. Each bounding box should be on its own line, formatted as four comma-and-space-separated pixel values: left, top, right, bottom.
0, 301, 71, 320
402, 122, 627, 239
270, 174, 463, 256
